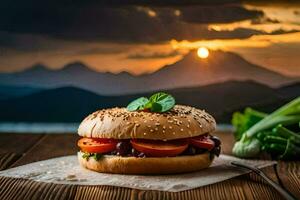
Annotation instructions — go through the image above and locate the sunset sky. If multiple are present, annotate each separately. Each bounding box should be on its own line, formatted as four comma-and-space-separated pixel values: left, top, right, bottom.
0, 1, 300, 77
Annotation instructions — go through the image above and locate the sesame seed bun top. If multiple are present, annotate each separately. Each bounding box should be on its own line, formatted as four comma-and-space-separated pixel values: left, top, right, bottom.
78, 105, 216, 140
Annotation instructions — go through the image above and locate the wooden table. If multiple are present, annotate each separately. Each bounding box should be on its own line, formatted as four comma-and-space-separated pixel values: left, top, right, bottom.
0, 131, 299, 200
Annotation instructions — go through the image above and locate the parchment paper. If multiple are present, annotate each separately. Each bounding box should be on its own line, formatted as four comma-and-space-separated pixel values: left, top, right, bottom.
0, 155, 276, 192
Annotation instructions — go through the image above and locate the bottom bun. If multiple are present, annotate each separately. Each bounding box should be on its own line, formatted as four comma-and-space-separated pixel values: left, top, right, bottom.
78, 152, 214, 174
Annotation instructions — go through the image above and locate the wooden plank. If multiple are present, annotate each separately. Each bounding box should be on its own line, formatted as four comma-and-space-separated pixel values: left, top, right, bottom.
0, 133, 43, 154
12, 134, 79, 167
0, 176, 77, 200
75, 186, 132, 200
276, 161, 300, 199
0, 153, 20, 170
0, 134, 44, 170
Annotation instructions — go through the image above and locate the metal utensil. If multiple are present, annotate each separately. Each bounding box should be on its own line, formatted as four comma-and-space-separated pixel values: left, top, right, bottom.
231, 161, 297, 200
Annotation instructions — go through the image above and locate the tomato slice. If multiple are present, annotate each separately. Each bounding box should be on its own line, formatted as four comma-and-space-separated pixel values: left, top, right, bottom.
189, 136, 215, 150
131, 139, 188, 157
78, 138, 118, 153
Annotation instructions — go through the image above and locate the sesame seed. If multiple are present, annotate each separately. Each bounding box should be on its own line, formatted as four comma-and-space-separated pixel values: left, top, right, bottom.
150, 129, 154, 132
180, 128, 184, 131
155, 127, 158, 131
143, 133, 147, 135
169, 126, 173, 129
173, 132, 176, 135
163, 130, 166, 133
162, 126, 166, 129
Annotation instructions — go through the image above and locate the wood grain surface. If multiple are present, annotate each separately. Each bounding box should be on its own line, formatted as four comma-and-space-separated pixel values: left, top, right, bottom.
0, 132, 298, 200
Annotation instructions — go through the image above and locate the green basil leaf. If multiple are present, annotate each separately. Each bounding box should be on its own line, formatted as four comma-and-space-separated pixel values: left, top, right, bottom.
150, 102, 163, 112
126, 92, 175, 112
126, 97, 149, 111
149, 92, 168, 102
149, 92, 175, 112
144, 101, 152, 109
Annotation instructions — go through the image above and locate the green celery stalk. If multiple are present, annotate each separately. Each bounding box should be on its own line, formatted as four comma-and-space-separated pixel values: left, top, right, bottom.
262, 143, 286, 155
246, 97, 300, 138
274, 125, 300, 144
263, 135, 288, 145
279, 139, 300, 160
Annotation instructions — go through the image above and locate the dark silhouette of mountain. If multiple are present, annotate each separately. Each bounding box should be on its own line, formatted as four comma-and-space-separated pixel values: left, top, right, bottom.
277, 82, 300, 99
0, 85, 42, 100
60, 62, 94, 72
0, 51, 297, 95
24, 63, 50, 73
0, 80, 298, 123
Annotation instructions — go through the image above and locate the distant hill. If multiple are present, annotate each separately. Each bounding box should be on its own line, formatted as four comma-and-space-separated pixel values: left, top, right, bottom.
0, 80, 298, 123
277, 82, 300, 98
0, 85, 42, 100
0, 51, 297, 95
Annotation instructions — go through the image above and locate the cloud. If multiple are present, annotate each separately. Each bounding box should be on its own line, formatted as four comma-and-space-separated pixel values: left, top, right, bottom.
0, 2, 268, 44
127, 50, 181, 59
0, 31, 64, 51
268, 29, 300, 35
1, 26, 298, 54
251, 17, 281, 24
0, 1, 298, 50
179, 5, 263, 24
74, 47, 126, 56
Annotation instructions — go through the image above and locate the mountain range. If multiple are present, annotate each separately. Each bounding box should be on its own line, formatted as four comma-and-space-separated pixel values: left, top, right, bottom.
0, 85, 42, 100
0, 80, 298, 123
0, 50, 297, 95
0, 50, 298, 123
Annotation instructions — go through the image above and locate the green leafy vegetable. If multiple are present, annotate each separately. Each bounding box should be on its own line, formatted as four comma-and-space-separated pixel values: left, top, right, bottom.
82, 152, 103, 161
232, 108, 267, 140
232, 136, 261, 158
245, 98, 300, 138
126, 97, 149, 111
148, 92, 175, 112
92, 153, 103, 161
126, 92, 175, 113
232, 97, 300, 159
273, 125, 300, 144
82, 152, 91, 161
279, 139, 300, 159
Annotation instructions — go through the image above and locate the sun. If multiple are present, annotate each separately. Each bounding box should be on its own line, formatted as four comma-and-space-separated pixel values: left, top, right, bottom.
197, 47, 209, 59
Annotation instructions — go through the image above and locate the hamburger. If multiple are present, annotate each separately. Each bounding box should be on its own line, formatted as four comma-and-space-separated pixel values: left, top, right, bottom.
77, 93, 221, 174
